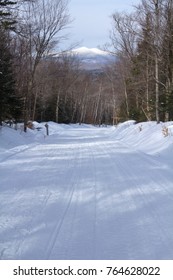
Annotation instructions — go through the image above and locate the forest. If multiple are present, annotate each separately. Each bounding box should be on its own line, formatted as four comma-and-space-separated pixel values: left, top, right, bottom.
1, 0, 173, 130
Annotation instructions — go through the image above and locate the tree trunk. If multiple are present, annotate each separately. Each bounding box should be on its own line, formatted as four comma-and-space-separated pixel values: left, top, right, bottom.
155, 54, 160, 123
124, 80, 129, 119
155, 0, 160, 124
55, 93, 60, 123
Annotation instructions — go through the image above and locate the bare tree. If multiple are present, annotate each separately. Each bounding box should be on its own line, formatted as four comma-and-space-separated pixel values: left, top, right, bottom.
15, 0, 71, 130
109, 11, 140, 120
110, 11, 138, 60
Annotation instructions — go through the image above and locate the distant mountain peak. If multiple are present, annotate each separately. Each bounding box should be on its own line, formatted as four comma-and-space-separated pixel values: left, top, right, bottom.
52, 47, 113, 71
69, 46, 113, 70
71, 47, 108, 56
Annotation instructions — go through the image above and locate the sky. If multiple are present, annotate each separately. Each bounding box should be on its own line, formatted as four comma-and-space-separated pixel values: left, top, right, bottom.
65, 0, 141, 49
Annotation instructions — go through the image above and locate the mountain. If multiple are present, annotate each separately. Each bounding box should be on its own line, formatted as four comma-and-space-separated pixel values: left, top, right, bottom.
71, 46, 109, 57
69, 47, 113, 70
52, 47, 114, 71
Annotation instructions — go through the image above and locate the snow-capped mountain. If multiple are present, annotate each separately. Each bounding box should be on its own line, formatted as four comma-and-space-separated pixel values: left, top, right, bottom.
52, 47, 114, 70
70, 47, 113, 70
71, 46, 108, 56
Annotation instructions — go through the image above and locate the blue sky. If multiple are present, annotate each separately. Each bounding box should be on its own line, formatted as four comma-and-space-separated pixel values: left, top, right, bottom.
66, 0, 141, 48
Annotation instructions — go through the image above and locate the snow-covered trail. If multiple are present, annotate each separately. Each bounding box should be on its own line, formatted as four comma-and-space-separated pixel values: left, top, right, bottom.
0, 126, 173, 260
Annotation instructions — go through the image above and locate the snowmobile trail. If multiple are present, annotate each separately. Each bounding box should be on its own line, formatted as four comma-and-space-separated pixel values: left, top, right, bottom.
0, 125, 173, 260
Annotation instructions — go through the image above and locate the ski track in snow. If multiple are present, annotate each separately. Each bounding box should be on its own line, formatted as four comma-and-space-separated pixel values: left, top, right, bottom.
0, 125, 173, 260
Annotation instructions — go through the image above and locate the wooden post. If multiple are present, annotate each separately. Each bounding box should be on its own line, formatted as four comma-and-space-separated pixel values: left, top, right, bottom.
45, 123, 49, 136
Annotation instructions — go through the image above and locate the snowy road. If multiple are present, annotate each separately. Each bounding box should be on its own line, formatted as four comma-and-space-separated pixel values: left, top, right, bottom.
0, 125, 173, 259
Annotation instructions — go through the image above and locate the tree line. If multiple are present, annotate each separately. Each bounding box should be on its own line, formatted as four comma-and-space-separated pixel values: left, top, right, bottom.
1, 0, 173, 129
108, 0, 173, 123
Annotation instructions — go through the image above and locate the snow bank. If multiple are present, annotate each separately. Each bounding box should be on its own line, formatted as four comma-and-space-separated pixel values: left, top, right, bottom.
0, 122, 95, 156
1, 120, 173, 160
111, 120, 173, 158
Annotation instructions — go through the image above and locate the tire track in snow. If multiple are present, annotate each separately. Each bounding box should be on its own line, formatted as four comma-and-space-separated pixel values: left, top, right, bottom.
87, 142, 97, 259
46, 140, 99, 260
64, 141, 98, 260
45, 144, 82, 259
89, 140, 133, 258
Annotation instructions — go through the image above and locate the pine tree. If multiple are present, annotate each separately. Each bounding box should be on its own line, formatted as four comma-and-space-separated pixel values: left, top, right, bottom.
0, 1, 22, 125
0, 29, 21, 124
0, 0, 17, 29
0, 28, 17, 124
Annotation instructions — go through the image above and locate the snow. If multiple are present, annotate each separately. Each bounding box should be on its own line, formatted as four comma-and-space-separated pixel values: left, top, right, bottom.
55, 46, 113, 70
71, 47, 109, 56
0, 121, 173, 260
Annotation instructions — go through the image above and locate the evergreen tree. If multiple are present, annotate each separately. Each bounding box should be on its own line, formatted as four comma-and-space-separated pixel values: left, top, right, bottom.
0, 1, 21, 125
0, 0, 17, 29
0, 27, 19, 125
